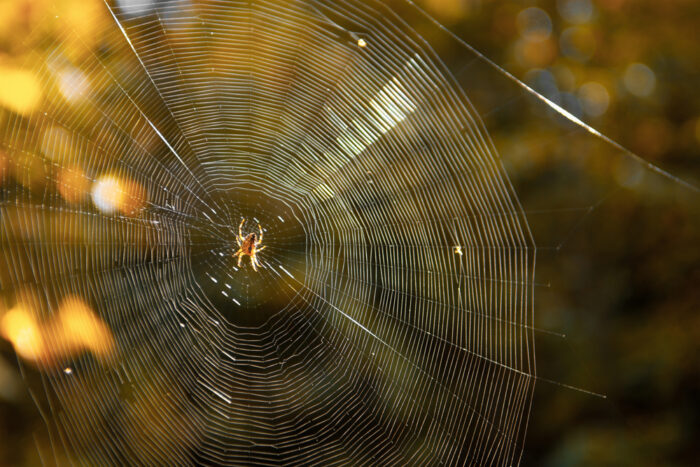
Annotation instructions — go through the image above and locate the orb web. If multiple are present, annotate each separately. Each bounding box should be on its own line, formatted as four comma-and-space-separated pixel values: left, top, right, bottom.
0, 0, 535, 464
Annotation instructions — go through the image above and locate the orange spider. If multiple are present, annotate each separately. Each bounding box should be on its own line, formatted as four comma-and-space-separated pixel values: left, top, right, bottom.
234, 219, 266, 271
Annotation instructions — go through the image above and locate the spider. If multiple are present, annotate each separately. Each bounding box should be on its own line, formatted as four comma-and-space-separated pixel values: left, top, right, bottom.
234, 218, 266, 271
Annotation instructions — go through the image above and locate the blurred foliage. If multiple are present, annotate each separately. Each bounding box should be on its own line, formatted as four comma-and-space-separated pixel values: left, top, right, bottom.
409, 1, 700, 465
412, 1, 699, 465
0, 0, 698, 465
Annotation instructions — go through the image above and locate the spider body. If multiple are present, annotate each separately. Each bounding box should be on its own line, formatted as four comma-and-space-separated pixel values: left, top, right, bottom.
234, 219, 265, 271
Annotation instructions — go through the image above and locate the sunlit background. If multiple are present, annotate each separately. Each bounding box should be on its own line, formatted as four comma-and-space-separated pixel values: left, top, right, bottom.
0, 0, 698, 465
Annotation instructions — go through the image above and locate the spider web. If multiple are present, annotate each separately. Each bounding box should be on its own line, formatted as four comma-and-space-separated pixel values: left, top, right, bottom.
6, 0, 676, 464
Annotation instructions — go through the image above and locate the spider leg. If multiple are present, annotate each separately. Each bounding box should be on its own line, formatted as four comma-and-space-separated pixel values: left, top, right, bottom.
250, 253, 258, 272
256, 245, 266, 252
238, 218, 245, 242
257, 224, 263, 245
237, 253, 243, 267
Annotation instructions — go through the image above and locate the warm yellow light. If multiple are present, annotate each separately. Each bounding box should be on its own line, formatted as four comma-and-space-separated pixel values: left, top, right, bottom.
56, 0, 105, 60
92, 175, 125, 214
0, 66, 42, 115
357, 38, 367, 48
0, 306, 44, 361
57, 166, 90, 204
57, 67, 88, 102
0, 296, 116, 366
57, 296, 115, 360
92, 175, 148, 216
